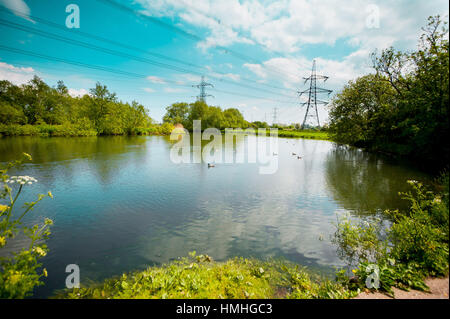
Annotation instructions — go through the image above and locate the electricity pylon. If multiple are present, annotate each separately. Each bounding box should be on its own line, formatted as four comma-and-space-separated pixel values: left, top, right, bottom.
298, 60, 332, 129
193, 75, 214, 103
272, 107, 278, 126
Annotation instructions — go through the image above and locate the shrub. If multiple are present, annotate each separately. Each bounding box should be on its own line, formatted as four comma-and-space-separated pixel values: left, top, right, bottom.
332, 177, 449, 296
0, 153, 53, 298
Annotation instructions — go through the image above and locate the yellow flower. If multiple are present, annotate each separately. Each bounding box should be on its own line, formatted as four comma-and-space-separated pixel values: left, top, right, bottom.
8, 271, 23, 285
0, 236, 6, 247
33, 246, 47, 257
0, 204, 8, 213
48, 191, 53, 199
352, 269, 357, 274
43, 268, 48, 277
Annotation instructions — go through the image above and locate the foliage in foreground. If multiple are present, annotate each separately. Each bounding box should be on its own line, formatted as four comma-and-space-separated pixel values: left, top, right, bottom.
333, 174, 449, 296
57, 253, 356, 299
0, 153, 53, 298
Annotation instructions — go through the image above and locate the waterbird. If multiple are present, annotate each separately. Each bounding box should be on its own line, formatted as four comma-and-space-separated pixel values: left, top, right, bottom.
297, 156, 302, 159
207, 163, 215, 168
292, 152, 296, 155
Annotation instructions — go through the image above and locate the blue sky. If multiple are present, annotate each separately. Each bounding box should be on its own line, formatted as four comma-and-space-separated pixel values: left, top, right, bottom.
0, 0, 448, 124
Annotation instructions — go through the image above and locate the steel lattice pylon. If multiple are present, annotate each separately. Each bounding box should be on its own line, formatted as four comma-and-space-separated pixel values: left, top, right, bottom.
193, 75, 214, 103
298, 60, 332, 129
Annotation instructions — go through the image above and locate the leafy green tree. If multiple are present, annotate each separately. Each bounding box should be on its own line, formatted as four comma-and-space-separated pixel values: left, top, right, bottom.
162, 102, 189, 126
0, 101, 27, 125
222, 108, 246, 129
328, 74, 396, 146
329, 15, 449, 171
88, 82, 117, 132
186, 100, 209, 130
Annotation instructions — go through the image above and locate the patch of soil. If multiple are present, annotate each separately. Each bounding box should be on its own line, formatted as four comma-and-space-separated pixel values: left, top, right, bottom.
354, 277, 449, 299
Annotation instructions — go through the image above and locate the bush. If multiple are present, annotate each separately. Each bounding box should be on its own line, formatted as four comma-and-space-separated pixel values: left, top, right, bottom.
0, 153, 53, 298
333, 176, 449, 296
56, 252, 355, 299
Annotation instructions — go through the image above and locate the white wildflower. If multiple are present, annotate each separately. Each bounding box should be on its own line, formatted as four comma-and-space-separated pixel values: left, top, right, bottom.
5, 176, 38, 186
433, 197, 442, 204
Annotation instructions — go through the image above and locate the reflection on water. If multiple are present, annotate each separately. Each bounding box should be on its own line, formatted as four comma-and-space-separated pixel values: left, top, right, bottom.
325, 145, 430, 215
0, 136, 429, 297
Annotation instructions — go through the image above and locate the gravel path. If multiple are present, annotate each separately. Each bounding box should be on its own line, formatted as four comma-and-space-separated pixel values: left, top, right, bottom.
354, 277, 449, 299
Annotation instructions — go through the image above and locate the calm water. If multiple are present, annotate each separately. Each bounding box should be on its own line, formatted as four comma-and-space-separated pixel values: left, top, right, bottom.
0, 135, 429, 297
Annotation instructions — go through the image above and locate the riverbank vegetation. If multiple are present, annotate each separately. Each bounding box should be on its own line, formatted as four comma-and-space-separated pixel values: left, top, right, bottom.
0, 153, 53, 298
0, 76, 325, 140
333, 172, 449, 296
57, 252, 354, 299
277, 129, 329, 140
328, 16, 449, 172
0, 78, 174, 137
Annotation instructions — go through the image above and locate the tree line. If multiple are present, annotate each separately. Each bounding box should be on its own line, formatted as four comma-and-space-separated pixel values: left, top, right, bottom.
0, 76, 175, 136
162, 100, 260, 130
0, 76, 279, 137
328, 16, 449, 172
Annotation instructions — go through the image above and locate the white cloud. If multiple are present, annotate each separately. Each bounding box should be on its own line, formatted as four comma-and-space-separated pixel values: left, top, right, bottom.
243, 63, 268, 79
146, 75, 166, 84
136, 0, 448, 54
143, 87, 155, 93
68, 88, 89, 97
0, 61, 35, 85
0, 0, 35, 23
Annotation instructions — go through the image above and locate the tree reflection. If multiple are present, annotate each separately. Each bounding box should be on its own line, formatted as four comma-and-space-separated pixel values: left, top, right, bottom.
324, 144, 430, 216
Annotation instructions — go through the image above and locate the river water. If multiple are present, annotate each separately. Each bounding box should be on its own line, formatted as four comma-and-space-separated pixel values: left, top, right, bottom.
0, 135, 429, 297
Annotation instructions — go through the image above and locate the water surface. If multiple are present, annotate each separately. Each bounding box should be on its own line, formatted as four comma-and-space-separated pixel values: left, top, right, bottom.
0, 135, 429, 297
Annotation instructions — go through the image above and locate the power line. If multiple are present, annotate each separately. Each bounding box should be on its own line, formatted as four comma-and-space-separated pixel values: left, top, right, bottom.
0, 44, 298, 106
209, 87, 298, 105
0, 18, 299, 100
95, 0, 297, 79
0, 5, 296, 94
172, 0, 306, 79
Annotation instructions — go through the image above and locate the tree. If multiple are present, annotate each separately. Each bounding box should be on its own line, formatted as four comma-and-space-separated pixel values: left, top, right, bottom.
222, 108, 246, 129
88, 82, 117, 132
162, 102, 189, 126
329, 15, 449, 171
329, 74, 396, 146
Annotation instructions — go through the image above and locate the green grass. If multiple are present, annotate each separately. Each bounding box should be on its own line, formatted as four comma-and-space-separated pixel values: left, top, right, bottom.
55, 253, 356, 299
219, 129, 331, 141
277, 130, 330, 140
0, 124, 174, 137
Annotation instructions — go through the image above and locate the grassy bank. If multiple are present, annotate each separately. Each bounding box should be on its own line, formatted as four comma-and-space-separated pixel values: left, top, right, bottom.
0, 124, 331, 141
277, 129, 330, 140
0, 123, 174, 137
56, 253, 354, 299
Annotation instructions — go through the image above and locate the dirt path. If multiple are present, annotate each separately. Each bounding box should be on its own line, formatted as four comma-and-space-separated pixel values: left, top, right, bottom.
354, 277, 449, 299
